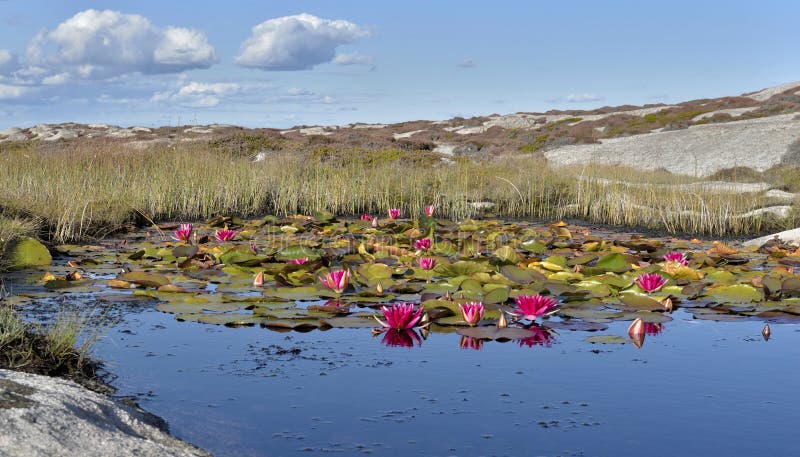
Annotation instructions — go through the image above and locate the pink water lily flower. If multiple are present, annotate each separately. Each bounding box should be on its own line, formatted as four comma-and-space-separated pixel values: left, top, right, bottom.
319, 269, 350, 294
662, 252, 689, 265
381, 329, 422, 348
360, 214, 373, 221
388, 208, 401, 219
289, 257, 309, 265
215, 229, 236, 241
459, 335, 483, 350
635, 273, 667, 293
418, 257, 437, 271
374, 303, 423, 329
425, 205, 435, 217
459, 302, 485, 326
173, 223, 193, 242
414, 238, 432, 251
513, 294, 558, 321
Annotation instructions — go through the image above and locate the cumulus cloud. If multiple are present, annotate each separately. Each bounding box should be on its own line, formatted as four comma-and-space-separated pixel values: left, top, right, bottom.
152, 81, 240, 107
41, 72, 69, 85
0, 83, 29, 99
235, 13, 370, 70
0, 50, 19, 73
24, 9, 216, 79
332, 53, 373, 66
456, 59, 476, 69
565, 93, 603, 103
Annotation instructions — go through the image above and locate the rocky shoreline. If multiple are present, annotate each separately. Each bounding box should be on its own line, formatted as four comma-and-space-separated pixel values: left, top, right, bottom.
0, 369, 212, 457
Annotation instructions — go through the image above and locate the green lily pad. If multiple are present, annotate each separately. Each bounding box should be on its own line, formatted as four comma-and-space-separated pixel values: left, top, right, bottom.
707, 284, 762, 303
585, 335, 628, 344
119, 271, 170, 288
595, 253, 632, 273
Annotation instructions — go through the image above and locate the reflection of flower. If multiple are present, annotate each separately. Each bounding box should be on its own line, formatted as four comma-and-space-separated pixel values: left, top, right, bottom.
375, 303, 424, 329
644, 323, 663, 336
635, 273, 666, 293
289, 257, 309, 265
627, 317, 646, 348
459, 302, 484, 326
215, 229, 236, 241
662, 252, 689, 265
418, 257, 437, 270
518, 325, 554, 347
173, 223, 193, 242
389, 208, 401, 219
381, 329, 422, 348
319, 269, 350, 294
513, 294, 557, 321
414, 238, 432, 251
425, 205, 435, 217
459, 335, 483, 350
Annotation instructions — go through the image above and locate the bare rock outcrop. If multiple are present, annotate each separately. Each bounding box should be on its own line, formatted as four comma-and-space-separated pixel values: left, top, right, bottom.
0, 369, 212, 457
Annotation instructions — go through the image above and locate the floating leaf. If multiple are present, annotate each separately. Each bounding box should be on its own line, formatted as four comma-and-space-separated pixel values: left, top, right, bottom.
619, 293, 666, 311
457, 326, 539, 341
707, 284, 762, 303
119, 271, 170, 288
585, 335, 628, 344
493, 246, 521, 264
595, 253, 632, 273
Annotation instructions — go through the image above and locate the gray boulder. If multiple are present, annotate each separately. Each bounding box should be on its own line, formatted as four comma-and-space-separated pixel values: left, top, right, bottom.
0, 369, 212, 457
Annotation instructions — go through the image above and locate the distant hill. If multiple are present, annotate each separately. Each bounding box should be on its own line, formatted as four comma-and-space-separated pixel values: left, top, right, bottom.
2, 81, 799, 177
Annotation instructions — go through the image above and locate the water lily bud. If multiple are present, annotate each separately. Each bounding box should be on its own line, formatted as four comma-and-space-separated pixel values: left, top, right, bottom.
497, 311, 508, 328
253, 271, 264, 287
762, 323, 771, 341
661, 297, 673, 312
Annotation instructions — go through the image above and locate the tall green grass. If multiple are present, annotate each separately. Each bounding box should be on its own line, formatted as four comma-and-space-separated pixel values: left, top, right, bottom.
0, 139, 792, 242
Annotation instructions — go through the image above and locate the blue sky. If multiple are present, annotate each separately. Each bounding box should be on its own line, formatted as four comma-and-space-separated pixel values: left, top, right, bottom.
0, 0, 798, 129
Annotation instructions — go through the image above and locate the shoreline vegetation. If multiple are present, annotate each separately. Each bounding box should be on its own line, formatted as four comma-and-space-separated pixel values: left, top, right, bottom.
0, 136, 798, 266
0, 303, 108, 393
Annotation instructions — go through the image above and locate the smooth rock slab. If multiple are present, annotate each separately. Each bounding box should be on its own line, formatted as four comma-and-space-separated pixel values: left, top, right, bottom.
0, 370, 212, 457
744, 228, 800, 248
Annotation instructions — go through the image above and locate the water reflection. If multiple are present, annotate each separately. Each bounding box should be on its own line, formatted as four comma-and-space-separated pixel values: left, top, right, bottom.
628, 320, 666, 348
645, 323, 663, 336
458, 335, 483, 350
518, 324, 555, 347
378, 328, 422, 348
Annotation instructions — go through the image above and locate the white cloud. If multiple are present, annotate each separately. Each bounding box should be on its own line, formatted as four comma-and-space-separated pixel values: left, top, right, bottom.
235, 13, 370, 70
41, 72, 69, 85
25, 9, 217, 79
287, 87, 314, 96
565, 93, 603, 103
332, 53, 373, 66
0, 50, 19, 73
457, 59, 476, 69
322, 95, 334, 104
152, 81, 240, 107
0, 83, 28, 99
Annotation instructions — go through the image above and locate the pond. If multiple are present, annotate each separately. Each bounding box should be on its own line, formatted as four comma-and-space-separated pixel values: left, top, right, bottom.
3, 215, 800, 456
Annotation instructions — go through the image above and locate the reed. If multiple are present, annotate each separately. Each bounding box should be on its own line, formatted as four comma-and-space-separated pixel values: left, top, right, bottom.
0, 139, 793, 243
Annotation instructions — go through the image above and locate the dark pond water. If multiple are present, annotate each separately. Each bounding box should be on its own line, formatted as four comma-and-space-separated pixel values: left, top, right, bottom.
77, 304, 798, 457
